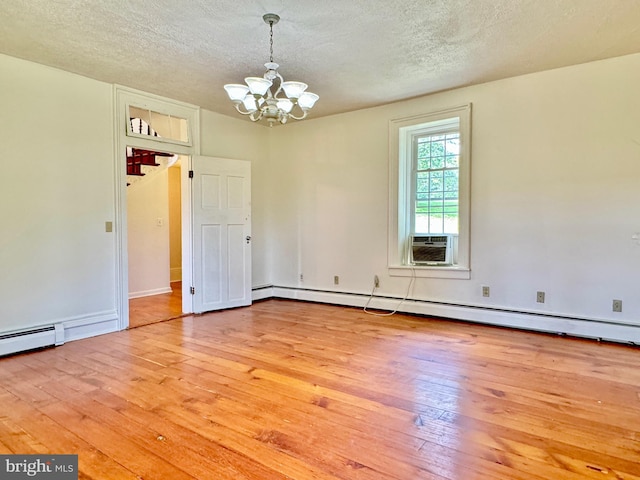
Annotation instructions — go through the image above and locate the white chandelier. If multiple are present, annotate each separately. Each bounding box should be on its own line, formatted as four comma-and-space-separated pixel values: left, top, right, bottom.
224, 13, 319, 126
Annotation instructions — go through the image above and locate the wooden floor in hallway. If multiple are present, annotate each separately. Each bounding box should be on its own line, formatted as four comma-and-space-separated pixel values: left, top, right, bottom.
0, 299, 639, 479
128, 281, 183, 328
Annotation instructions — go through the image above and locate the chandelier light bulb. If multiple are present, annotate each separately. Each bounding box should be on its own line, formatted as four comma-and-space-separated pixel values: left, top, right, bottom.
223, 13, 319, 125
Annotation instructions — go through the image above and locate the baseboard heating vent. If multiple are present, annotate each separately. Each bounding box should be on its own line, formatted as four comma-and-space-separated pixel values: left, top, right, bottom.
0, 324, 64, 357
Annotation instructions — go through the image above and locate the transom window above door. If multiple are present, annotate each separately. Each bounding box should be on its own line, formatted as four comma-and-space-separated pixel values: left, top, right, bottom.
127, 105, 191, 146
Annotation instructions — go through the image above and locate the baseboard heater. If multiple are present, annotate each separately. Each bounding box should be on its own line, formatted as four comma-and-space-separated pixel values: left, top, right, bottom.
0, 324, 64, 357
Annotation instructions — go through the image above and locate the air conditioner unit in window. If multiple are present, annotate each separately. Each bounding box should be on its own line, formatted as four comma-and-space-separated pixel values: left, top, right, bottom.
410, 235, 453, 265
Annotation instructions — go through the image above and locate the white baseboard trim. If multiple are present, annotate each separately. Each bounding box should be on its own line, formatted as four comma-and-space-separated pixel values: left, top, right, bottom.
129, 287, 173, 299
0, 309, 119, 357
61, 309, 119, 343
4, 287, 635, 357
270, 287, 640, 345
252, 285, 275, 301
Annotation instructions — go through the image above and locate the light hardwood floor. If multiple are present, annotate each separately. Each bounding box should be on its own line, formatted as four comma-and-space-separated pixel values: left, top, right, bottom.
128, 281, 183, 329
1, 299, 639, 479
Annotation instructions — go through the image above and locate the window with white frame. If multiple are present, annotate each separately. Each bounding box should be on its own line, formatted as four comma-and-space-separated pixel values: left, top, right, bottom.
388, 104, 471, 279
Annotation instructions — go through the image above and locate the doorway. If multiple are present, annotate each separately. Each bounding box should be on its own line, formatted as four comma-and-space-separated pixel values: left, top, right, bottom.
115, 87, 252, 331
127, 155, 186, 328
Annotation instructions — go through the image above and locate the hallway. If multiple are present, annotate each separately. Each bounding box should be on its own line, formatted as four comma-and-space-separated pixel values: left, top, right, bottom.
128, 281, 183, 328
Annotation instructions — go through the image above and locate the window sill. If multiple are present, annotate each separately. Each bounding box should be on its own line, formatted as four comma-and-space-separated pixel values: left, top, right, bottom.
388, 265, 470, 280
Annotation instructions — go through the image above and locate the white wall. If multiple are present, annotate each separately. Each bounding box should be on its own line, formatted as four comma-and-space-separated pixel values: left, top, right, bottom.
199, 109, 271, 289
127, 169, 171, 297
0, 53, 116, 333
268, 53, 640, 333
3, 49, 639, 346
0, 54, 271, 347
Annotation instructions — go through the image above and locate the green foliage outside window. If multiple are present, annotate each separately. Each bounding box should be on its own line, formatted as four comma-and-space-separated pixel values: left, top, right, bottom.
415, 133, 459, 234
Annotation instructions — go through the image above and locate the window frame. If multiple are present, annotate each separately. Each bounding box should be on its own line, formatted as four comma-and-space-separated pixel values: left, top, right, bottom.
388, 104, 471, 279
125, 104, 193, 148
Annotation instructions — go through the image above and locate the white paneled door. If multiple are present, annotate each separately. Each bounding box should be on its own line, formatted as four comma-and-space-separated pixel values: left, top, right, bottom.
191, 156, 251, 313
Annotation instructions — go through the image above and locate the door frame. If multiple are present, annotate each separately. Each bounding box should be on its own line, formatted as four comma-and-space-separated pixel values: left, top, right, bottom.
114, 86, 200, 330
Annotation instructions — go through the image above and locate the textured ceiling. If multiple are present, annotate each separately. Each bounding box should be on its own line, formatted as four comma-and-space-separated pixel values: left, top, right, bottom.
2, 1, 640, 120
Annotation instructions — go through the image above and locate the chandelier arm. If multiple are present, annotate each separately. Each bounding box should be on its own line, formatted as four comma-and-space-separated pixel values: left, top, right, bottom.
250, 109, 265, 122
287, 110, 309, 121
264, 87, 274, 100
233, 103, 256, 116
272, 72, 286, 98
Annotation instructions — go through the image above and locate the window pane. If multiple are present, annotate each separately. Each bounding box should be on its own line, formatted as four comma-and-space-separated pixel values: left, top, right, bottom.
445, 136, 459, 167
417, 141, 430, 158
129, 106, 189, 143
417, 157, 430, 170
414, 214, 429, 233
443, 203, 458, 215
431, 140, 445, 156
416, 172, 429, 193
429, 217, 444, 234
428, 198, 444, 209
130, 106, 151, 125
444, 170, 458, 191
445, 135, 459, 154
430, 156, 445, 169
429, 171, 443, 191
445, 155, 459, 168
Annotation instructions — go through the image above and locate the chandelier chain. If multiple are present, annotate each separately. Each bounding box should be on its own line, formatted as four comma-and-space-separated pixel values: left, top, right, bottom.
269, 21, 274, 63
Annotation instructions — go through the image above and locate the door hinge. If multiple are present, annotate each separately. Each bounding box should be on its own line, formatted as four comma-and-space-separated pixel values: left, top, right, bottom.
188, 170, 194, 179
190, 286, 195, 295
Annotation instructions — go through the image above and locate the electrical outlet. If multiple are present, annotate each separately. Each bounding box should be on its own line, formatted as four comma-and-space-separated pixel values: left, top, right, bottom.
334, 275, 339, 285
613, 299, 622, 312
482, 286, 490, 297
299, 273, 304, 282
537, 291, 545, 303
374, 275, 380, 288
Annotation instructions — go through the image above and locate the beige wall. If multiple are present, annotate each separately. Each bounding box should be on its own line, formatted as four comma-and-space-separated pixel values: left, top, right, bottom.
0, 54, 270, 340
127, 169, 170, 297
268, 53, 640, 327
0, 53, 116, 332
168, 164, 182, 282
2, 49, 639, 343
